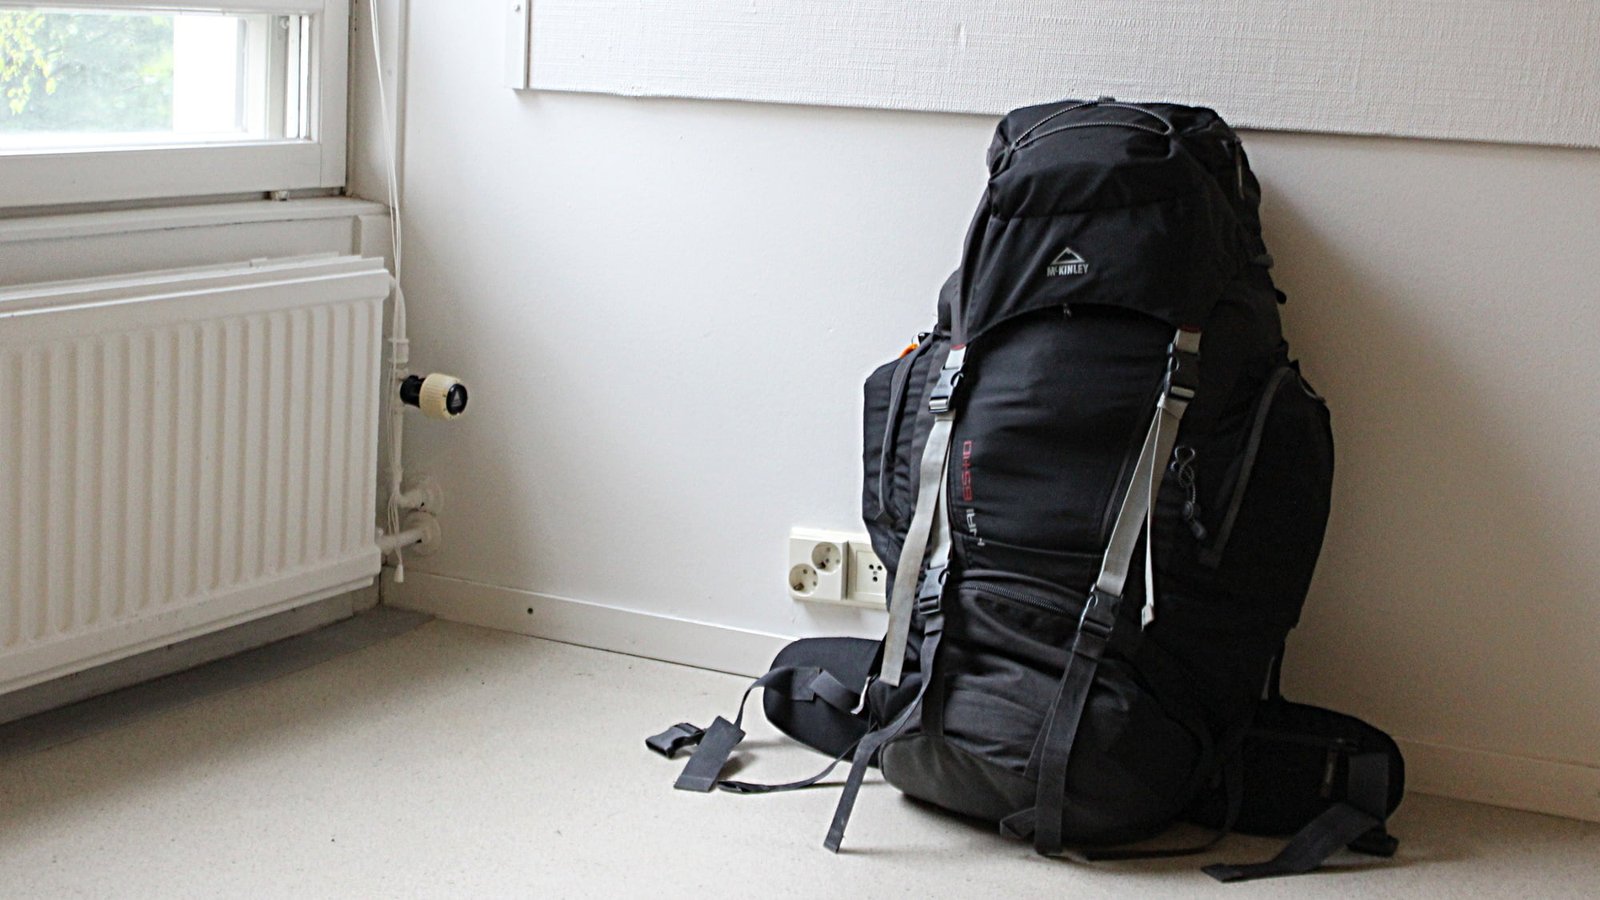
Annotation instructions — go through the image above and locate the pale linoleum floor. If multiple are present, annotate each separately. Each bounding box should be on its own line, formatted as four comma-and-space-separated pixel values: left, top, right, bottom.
2, 612, 1598, 898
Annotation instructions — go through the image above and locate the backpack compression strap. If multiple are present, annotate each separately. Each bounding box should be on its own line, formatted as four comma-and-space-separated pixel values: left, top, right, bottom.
824, 562, 948, 852
878, 344, 964, 686
1202, 751, 1398, 882
881, 258, 972, 688
1016, 328, 1200, 856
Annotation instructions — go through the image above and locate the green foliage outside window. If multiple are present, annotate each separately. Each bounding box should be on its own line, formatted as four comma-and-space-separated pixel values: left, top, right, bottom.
0, 11, 175, 133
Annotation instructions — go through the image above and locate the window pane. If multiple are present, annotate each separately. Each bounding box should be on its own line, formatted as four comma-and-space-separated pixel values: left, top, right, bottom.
0, 8, 308, 152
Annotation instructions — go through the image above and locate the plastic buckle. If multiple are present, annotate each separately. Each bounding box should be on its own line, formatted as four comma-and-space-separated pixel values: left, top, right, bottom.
928, 364, 963, 414
915, 564, 947, 618
1166, 330, 1201, 400
928, 346, 968, 415
1078, 590, 1118, 640
645, 722, 705, 759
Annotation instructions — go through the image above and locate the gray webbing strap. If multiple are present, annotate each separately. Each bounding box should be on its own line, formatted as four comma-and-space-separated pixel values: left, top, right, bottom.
879, 345, 965, 686
805, 670, 861, 713
1094, 328, 1199, 627
1140, 389, 1190, 627
1093, 407, 1167, 599
673, 716, 746, 792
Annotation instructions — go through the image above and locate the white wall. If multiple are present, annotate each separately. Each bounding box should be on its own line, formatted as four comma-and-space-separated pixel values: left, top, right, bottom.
389, 0, 1600, 817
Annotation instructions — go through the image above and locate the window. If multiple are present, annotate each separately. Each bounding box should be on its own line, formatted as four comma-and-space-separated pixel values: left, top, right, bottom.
0, 1, 347, 208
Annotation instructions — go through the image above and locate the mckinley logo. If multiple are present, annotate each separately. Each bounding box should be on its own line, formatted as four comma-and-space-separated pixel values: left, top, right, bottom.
1046, 246, 1089, 277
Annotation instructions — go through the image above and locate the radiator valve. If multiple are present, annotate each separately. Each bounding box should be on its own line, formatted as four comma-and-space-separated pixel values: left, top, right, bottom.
400, 373, 468, 420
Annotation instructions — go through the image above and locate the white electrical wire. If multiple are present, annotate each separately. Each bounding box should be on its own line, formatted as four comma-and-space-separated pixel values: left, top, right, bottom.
368, 0, 410, 580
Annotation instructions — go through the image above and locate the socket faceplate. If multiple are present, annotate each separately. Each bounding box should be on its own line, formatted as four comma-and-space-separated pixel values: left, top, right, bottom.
788, 528, 852, 603
847, 543, 888, 601
790, 529, 888, 609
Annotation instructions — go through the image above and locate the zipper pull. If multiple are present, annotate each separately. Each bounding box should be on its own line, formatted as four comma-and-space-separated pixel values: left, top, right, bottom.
1173, 446, 1208, 541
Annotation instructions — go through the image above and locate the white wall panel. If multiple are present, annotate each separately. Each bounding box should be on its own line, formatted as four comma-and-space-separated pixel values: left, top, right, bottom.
529, 0, 1600, 148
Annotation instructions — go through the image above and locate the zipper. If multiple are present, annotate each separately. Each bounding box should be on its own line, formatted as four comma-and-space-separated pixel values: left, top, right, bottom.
875, 335, 934, 516
976, 584, 1066, 616
1198, 366, 1297, 567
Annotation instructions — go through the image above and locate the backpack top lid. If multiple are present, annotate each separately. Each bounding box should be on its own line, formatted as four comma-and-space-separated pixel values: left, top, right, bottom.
951, 99, 1259, 346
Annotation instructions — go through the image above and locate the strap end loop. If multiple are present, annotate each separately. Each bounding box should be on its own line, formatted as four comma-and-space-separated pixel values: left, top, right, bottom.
673, 716, 746, 792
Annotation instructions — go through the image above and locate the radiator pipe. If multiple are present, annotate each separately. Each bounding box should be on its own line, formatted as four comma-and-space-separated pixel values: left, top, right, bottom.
377, 526, 428, 554
378, 511, 440, 554
393, 475, 442, 513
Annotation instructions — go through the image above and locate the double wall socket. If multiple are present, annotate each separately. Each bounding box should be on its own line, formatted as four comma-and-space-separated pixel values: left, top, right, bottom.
788, 528, 887, 609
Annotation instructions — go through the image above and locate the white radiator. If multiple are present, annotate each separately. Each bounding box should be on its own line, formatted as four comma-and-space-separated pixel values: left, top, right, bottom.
0, 256, 391, 695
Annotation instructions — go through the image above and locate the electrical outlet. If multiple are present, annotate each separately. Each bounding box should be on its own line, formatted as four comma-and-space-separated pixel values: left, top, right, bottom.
790, 529, 889, 609
847, 542, 887, 602
788, 528, 854, 604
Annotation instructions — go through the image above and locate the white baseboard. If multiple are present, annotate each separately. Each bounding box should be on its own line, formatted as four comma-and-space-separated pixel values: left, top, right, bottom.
1397, 738, 1600, 823
390, 571, 1600, 825
388, 572, 792, 678
0, 583, 378, 726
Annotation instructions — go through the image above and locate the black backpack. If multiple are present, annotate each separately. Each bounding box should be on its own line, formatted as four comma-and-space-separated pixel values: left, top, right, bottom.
650, 99, 1403, 882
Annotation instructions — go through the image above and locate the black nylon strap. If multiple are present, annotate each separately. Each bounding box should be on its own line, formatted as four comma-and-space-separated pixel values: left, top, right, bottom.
823, 613, 944, 853
914, 570, 949, 739
1029, 589, 1117, 855
668, 666, 845, 792
1004, 722, 1248, 860
1202, 750, 1397, 882
1201, 802, 1382, 883
1344, 751, 1400, 858
673, 716, 747, 792
716, 738, 860, 795
805, 670, 861, 714
1345, 752, 1389, 819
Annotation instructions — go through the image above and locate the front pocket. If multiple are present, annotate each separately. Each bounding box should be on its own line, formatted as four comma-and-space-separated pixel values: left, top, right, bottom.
924, 574, 1208, 843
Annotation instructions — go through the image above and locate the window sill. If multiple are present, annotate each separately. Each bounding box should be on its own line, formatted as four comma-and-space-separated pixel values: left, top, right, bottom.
0, 196, 387, 246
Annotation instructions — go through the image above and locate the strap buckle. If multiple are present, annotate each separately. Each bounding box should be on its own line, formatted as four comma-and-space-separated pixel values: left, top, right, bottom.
915, 564, 947, 618
645, 722, 705, 759
928, 346, 967, 414
1165, 329, 1202, 401
1079, 589, 1118, 640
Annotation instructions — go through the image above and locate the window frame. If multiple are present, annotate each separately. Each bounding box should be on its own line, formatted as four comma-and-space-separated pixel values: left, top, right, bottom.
0, 0, 348, 209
